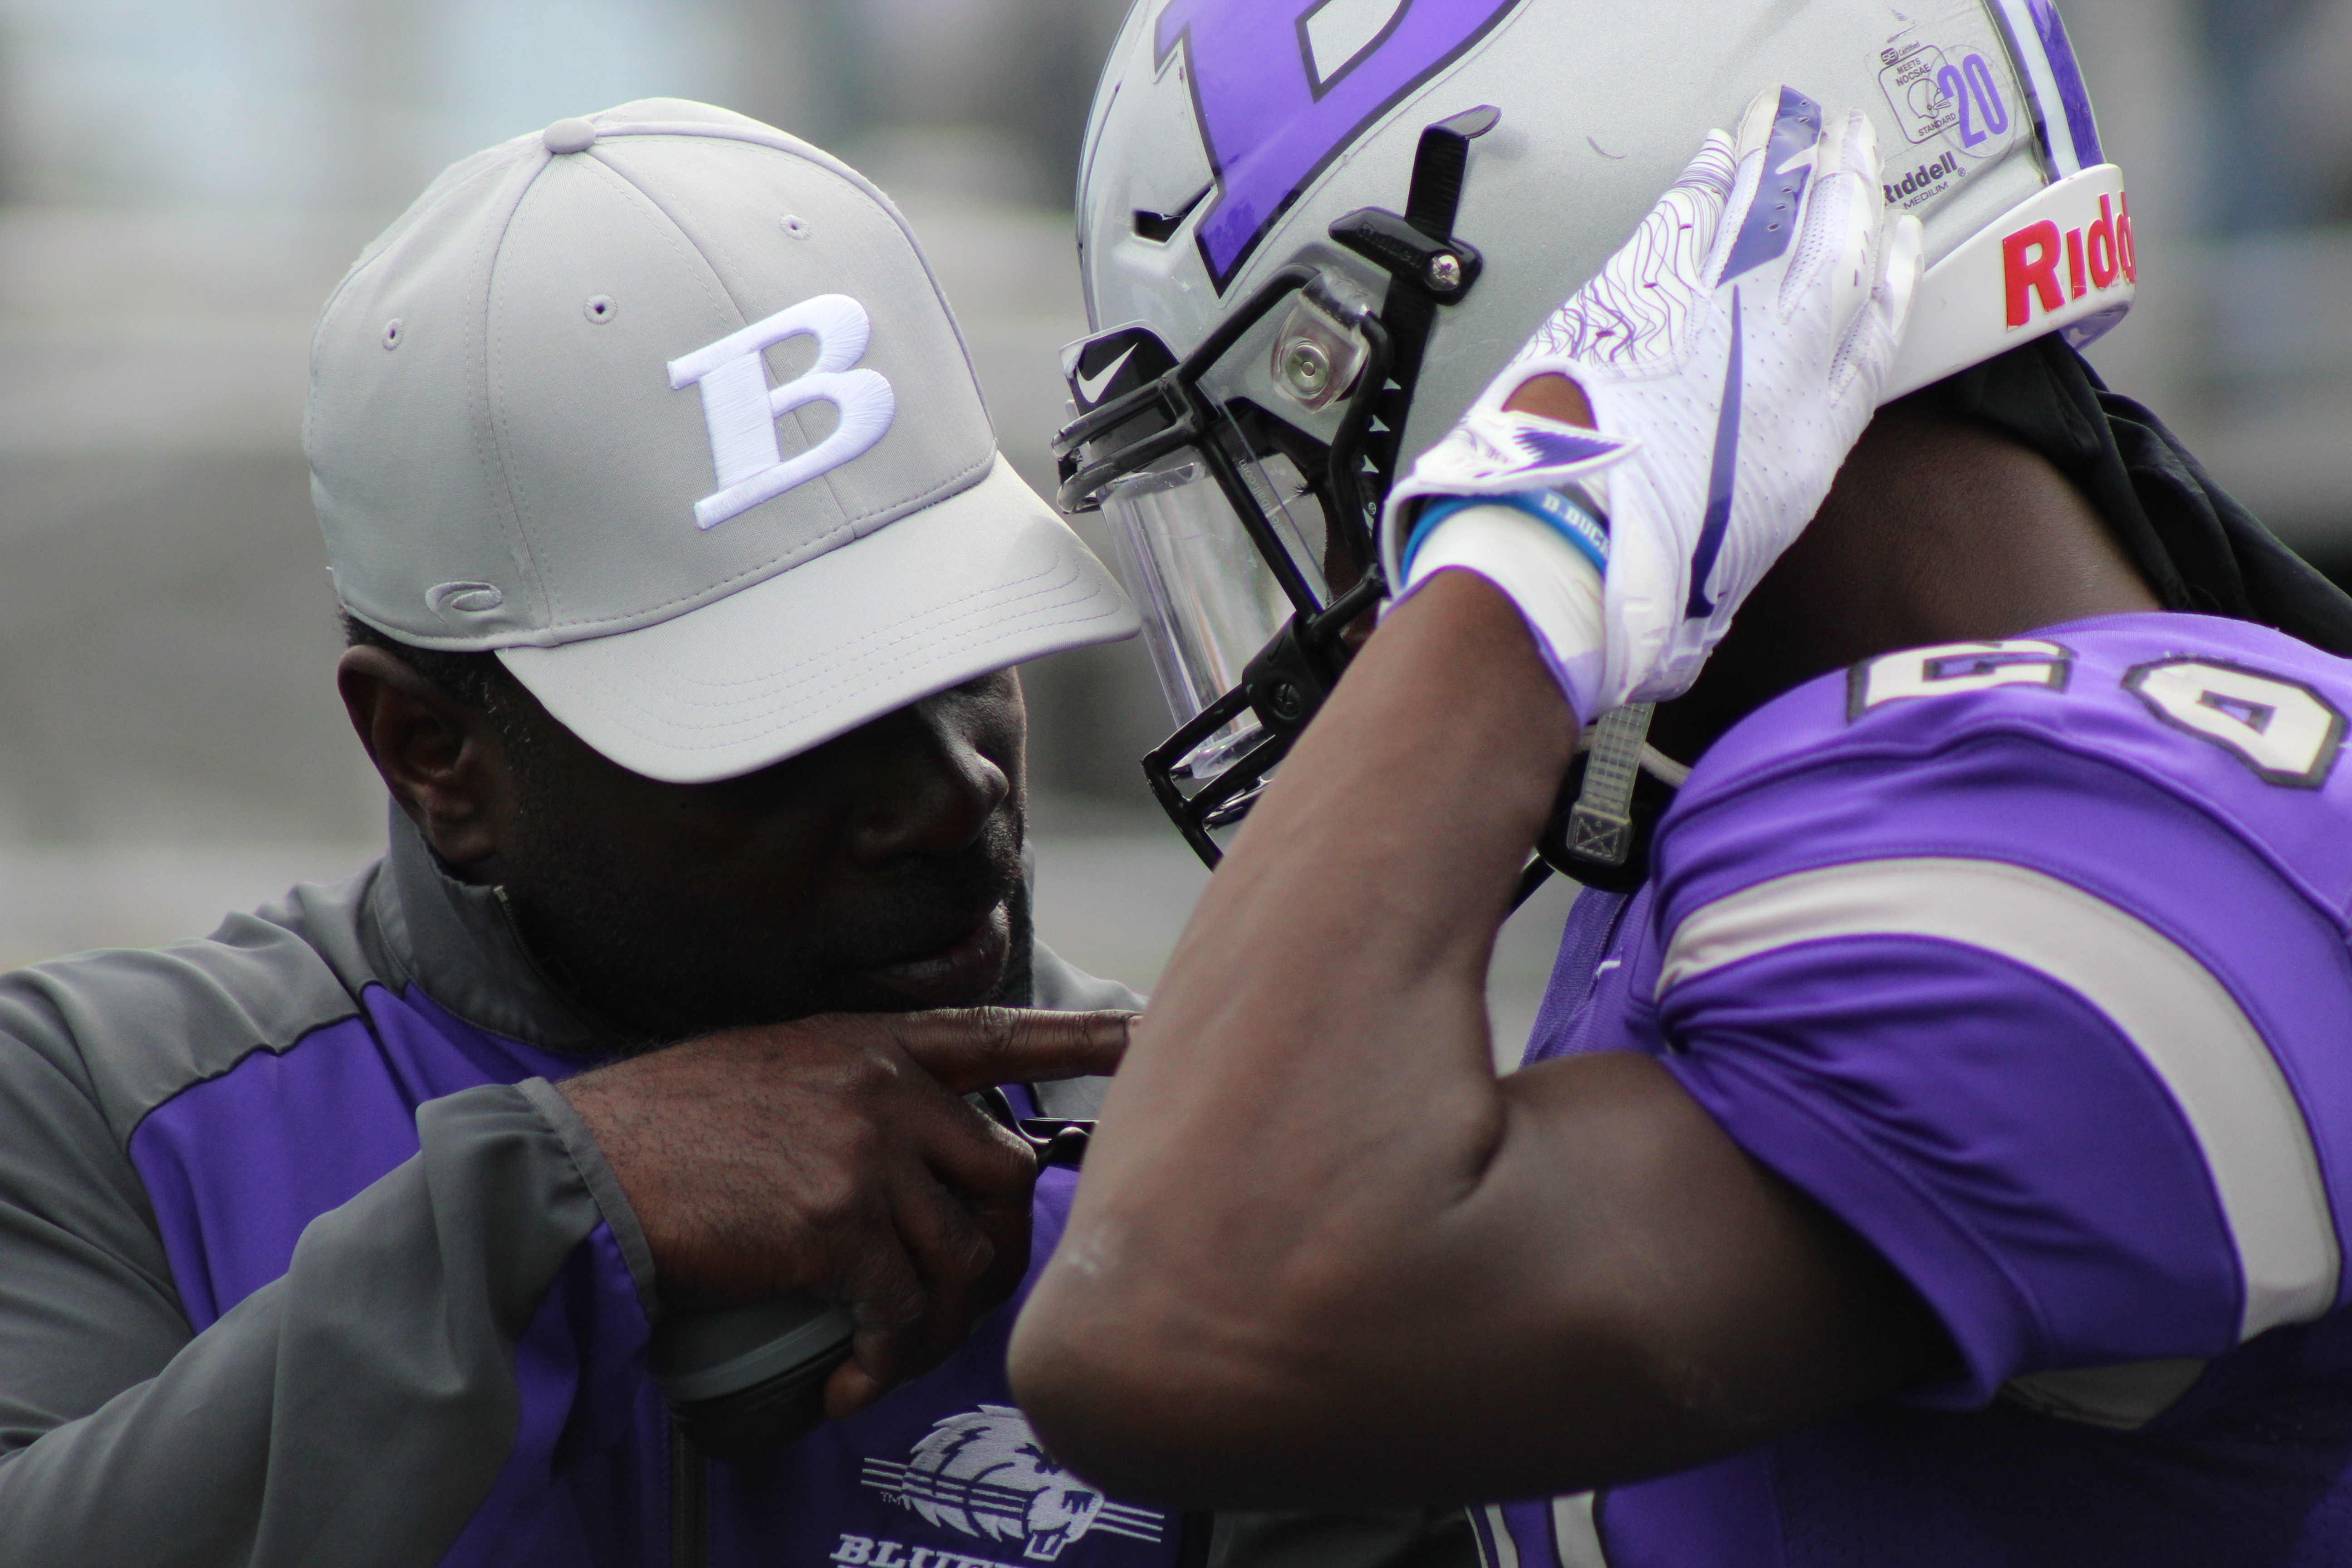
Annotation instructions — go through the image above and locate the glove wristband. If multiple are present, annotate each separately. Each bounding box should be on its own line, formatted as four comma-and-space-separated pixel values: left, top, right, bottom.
1396, 502, 1608, 726
1401, 487, 1611, 582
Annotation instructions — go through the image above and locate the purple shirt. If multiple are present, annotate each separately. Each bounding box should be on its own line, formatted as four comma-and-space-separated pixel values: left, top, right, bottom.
128, 975, 1180, 1568
1503, 613, 2352, 1567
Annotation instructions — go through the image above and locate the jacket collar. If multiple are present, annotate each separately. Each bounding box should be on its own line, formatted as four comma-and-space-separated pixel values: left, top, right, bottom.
367, 808, 624, 1058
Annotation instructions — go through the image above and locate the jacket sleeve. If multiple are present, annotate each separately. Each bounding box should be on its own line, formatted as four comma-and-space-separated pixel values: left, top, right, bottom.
0, 1054, 656, 1568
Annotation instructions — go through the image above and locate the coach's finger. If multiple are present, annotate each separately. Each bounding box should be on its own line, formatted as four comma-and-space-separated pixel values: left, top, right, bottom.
822, 1229, 934, 1420
892, 1008, 1136, 1093
914, 1085, 1041, 1204
887, 1163, 1027, 1372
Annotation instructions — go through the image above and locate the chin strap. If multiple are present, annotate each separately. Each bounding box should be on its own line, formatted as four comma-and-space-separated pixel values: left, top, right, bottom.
1639, 739, 1692, 789
1516, 703, 1693, 909
1565, 704, 1655, 868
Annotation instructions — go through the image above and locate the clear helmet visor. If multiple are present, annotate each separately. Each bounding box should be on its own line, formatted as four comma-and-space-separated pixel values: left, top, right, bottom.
1060, 280, 1377, 789
1099, 416, 1334, 779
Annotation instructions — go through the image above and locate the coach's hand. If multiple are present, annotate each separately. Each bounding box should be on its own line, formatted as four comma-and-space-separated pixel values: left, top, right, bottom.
558, 1008, 1131, 1416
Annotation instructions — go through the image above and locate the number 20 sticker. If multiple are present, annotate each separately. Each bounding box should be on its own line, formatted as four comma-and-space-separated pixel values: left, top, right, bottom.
2126, 659, 2348, 789
1937, 54, 2011, 149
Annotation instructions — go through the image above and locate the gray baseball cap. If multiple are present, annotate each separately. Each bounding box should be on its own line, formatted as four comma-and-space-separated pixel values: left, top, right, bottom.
307, 98, 1136, 784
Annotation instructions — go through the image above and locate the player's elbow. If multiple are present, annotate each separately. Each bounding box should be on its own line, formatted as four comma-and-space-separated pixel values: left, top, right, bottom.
1008, 1281, 1264, 1501
1008, 1310, 1198, 1501
1009, 1225, 1402, 1504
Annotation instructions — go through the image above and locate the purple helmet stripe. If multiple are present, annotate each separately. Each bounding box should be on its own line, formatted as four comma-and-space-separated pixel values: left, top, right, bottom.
1989, 0, 2103, 176
1466, 1505, 1511, 1568
1153, 0, 1524, 290
1497, 1500, 1560, 1568
2025, 0, 2104, 168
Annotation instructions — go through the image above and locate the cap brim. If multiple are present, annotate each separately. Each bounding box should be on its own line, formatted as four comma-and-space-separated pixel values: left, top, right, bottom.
498, 457, 1139, 784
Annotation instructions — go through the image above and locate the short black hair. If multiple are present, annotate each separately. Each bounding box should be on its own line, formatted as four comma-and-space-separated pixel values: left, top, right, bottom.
341, 610, 523, 718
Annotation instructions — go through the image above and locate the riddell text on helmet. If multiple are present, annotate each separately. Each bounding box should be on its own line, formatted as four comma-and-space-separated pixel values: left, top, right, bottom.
2003, 191, 2135, 328
1883, 153, 1963, 205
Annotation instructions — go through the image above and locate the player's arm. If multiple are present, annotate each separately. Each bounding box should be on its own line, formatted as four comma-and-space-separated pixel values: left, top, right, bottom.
1010, 572, 1951, 1505
1011, 89, 1938, 1504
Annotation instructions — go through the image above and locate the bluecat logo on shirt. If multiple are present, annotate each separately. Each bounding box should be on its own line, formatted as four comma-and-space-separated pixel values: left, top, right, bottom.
858, 1406, 1166, 1562
832, 1534, 1025, 1568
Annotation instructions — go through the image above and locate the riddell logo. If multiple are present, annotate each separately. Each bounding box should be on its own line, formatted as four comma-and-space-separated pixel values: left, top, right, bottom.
2003, 193, 2136, 328
1883, 152, 1960, 203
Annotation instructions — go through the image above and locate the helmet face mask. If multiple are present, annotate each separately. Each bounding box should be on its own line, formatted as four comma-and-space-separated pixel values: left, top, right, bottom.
1062, 0, 2133, 868
1057, 267, 1396, 860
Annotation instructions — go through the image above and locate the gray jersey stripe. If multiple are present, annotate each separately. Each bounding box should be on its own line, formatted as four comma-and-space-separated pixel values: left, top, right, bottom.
1658, 856, 2340, 1342
2004, 1356, 2209, 1430
1549, 1495, 1607, 1568
1475, 1506, 1520, 1568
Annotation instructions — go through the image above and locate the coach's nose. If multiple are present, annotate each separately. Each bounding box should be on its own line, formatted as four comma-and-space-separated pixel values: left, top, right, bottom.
842, 698, 1011, 866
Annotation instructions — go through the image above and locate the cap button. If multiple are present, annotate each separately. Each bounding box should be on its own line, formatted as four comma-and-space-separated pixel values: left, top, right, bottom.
543, 118, 599, 156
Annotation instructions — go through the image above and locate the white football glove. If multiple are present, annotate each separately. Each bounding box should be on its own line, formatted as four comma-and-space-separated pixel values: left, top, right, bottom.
1383, 85, 1925, 723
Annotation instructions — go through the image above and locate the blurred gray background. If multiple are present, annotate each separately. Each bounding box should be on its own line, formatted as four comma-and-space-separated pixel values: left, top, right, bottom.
0, 0, 2347, 1054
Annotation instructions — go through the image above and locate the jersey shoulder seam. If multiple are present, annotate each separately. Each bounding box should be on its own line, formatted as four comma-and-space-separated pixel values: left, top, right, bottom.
118, 995, 374, 1156
1667, 720, 2349, 935
1668, 1047, 2062, 1373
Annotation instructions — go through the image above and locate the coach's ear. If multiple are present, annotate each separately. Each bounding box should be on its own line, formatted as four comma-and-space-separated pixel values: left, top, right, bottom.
336, 646, 516, 873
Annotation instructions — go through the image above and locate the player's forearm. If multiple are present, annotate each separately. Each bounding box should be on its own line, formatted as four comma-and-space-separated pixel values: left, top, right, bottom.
1084, 569, 1570, 1184
1013, 579, 1949, 1505
1181, 568, 1577, 1042
1012, 573, 1576, 1486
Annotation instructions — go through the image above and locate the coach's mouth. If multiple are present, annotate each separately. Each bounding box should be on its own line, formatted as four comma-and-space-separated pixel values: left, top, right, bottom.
851, 900, 1013, 1010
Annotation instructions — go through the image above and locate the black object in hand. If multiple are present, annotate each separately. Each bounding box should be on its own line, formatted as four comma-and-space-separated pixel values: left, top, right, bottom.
647, 1294, 856, 1461
647, 1096, 1095, 1461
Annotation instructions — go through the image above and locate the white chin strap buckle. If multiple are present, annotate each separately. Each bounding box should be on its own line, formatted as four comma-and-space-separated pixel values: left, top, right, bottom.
1566, 706, 1656, 868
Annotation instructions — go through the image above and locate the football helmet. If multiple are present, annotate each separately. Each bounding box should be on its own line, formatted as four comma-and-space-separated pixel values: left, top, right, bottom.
1055, 0, 2133, 873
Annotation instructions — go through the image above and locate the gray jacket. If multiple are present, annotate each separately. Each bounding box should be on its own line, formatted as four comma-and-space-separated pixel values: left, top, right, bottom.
0, 813, 1471, 1568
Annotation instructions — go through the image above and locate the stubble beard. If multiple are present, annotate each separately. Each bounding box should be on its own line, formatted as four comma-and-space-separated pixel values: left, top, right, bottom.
492, 761, 1034, 1054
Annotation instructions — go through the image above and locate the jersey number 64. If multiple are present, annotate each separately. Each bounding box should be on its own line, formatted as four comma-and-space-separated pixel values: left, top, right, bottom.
1850, 639, 2349, 789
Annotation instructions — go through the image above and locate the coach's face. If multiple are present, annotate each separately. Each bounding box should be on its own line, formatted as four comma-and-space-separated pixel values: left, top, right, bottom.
341, 651, 1031, 1044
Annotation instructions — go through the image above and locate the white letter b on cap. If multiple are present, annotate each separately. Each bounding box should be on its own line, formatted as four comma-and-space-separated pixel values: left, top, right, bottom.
668, 294, 897, 530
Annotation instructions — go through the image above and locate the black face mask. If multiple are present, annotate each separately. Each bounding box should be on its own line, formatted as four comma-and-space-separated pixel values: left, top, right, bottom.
1940, 336, 2352, 655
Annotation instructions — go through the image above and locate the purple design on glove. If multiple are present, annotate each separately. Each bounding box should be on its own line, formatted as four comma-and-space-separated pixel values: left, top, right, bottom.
1154, 0, 1524, 289
2025, 0, 2103, 167
1514, 426, 1622, 469
1686, 295, 1744, 618
1722, 87, 1823, 282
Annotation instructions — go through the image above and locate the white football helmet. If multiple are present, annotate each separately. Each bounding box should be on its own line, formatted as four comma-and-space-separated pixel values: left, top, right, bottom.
1054, 0, 2133, 867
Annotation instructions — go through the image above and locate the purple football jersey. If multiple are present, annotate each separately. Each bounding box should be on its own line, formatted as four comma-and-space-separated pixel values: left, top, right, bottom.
1498, 612, 2352, 1568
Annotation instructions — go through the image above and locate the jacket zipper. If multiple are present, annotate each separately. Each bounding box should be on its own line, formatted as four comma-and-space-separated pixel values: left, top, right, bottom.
671, 1418, 710, 1568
